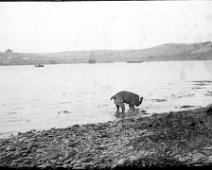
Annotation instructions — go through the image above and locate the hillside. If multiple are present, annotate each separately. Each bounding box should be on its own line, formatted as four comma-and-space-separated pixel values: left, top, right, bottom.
0, 41, 212, 65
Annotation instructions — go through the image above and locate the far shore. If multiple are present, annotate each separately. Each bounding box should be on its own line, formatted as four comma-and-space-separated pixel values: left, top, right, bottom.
0, 59, 212, 67
0, 105, 212, 169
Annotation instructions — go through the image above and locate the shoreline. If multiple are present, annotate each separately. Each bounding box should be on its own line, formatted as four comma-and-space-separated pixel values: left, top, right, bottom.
1, 105, 212, 169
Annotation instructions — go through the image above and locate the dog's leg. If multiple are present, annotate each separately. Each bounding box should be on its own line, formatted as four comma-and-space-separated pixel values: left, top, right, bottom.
132, 105, 135, 111
129, 104, 132, 109
129, 104, 133, 110
115, 98, 124, 113
121, 103, 125, 113
116, 105, 120, 113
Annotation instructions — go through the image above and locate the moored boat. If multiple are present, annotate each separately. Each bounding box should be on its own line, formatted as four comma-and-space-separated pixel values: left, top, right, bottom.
127, 60, 143, 63
88, 51, 97, 64
35, 64, 44, 67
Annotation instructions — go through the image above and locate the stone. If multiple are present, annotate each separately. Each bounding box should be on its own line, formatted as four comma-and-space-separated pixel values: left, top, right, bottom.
84, 157, 94, 163
173, 154, 182, 159
207, 156, 212, 163
11, 161, 18, 167
179, 156, 191, 162
112, 158, 126, 168
58, 156, 64, 162
206, 107, 212, 115
50, 159, 57, 164
129, 155, 138, 163
127, 146, 134, 151
13, 151, 20, 156
36, 148, 44, 153
16, 157, 25, 162
6, 152, 14, 157
203, 146, 212, 150
6, 145, 16, 151
191, 152, 205, 163
95, 145, 106, 150
38, 164, 49, 168
22, 153, 28, 156
62, 164, 69, 168
64, 159, 71, 164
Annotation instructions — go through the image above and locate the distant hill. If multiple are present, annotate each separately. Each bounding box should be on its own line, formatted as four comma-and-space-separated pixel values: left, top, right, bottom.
0, 41, 212, 65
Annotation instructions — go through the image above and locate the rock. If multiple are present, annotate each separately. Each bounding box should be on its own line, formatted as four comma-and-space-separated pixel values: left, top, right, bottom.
36, 148, 44, 153
63, 139, 69, 144
22, 159, 31, 164
22, 153, 28, 156
64, 159, 71, 164
178, 156, 191, 163
127, 146, 134, 151
58, 156, 64, 162
84, 163, 94, 169
16, 157, 25, 163
26, 143, 34, 149
6, 152, 14, 157
203, 146, 212, 150
72, 160, 83, 167
38, 164, 49, 168
180, 105, 194, 109
207, 156, 212, 163
95, 145, 107, 150
6, 145, 16, 151
25, 156, 33, 160
62, 164, 69, 168
206, 106, 212, 115
173, 154, 182, 159
50, 159, 57, 164
201, 149, 211, 156
129, 155, 138, 163
191, 152, 206, 163
11, 161, 17, 167
112, 158, 126, 168
14, 151, 20, 156
84, 157, 94, 163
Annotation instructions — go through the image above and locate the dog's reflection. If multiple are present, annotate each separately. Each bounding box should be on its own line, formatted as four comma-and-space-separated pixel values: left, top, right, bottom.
115, 111, 126, 118
114, 108, 146, 118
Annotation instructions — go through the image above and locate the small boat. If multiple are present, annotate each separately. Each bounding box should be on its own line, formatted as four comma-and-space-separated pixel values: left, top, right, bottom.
88, 59, 97, 64
99, 61, 114, 63
88, 51, 97, 64
35, 64, 44, 67
127, 61, 143, 63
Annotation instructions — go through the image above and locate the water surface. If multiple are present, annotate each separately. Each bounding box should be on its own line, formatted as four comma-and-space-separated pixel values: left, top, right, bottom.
0, 61, 212, 138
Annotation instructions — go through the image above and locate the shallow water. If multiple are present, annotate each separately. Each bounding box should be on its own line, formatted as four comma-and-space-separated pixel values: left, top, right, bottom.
0, 61, 212, 138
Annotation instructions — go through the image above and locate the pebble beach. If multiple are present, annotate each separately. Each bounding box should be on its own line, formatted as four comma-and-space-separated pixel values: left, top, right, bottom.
1, 105, 212, 169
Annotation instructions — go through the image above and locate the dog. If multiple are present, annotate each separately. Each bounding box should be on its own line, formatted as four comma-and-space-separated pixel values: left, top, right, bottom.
111, 91, 143, 113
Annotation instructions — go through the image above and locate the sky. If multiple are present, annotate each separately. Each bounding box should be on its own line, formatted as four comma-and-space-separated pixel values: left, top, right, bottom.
0, 1, 212, 53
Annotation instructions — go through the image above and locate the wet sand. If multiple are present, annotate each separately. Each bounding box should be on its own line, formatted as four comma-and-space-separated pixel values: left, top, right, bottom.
0, 105, 212, 169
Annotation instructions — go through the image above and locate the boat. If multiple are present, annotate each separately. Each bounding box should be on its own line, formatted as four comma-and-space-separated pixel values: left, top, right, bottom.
88, 59, 97, 64
88, 51, 97, 64
99, 61, 114, 63
35, 64, 44, 67
127, 60, 143, 63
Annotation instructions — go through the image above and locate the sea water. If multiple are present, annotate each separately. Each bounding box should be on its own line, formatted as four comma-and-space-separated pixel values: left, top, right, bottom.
0, 60, 212, 138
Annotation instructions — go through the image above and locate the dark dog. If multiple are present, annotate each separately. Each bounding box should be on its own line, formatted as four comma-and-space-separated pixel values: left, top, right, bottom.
111, 91, 143, 113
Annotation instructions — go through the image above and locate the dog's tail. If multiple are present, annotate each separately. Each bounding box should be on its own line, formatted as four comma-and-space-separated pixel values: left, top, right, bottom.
111, 96, 114, 100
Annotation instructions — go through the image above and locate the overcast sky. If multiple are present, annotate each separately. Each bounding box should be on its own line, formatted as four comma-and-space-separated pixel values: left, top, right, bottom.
0, 1, 212, 53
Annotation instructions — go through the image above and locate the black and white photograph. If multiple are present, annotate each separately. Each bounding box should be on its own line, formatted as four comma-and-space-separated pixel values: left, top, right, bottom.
0, 0, 212, 169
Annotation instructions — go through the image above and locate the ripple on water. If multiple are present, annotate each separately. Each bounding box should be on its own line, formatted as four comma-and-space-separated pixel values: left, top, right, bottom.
191, 80, 212, 86
150, 99, 167, 102
1, 61, 212, 137
205, 91, 212, 96
171, 93, 195, 98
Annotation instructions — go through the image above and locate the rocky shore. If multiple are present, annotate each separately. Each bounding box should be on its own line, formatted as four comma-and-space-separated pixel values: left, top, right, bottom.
1, 106, 212, 169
